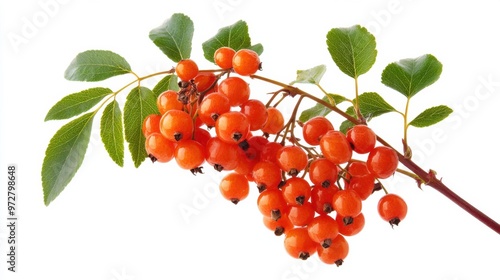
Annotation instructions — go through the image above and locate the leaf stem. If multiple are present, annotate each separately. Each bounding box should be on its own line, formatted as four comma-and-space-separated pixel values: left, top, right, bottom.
353, 77, 363, 121
403, 97, 411, 156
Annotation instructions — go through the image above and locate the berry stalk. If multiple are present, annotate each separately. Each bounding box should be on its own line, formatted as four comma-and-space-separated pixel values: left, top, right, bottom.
250, 74, 500, 235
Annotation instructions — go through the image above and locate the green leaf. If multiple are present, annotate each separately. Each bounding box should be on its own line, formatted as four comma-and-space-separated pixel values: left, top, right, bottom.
326, 25, 377, 78
42, 112, 94, 206
123, 86, 158, 167
64, 50, 132, 81
339, 106, 356, 134
290, 65, 327, 85
100, 100, 124, 167
248, 43, 264, 55
408, 105, 453, 128
202, 20, 263, 63
45, 87, 112, 121
381, 54, 442, 98
356, 92, 397, 119
149, 13, 194, 62
298, 94, 346, 123
152, 74, 179, 98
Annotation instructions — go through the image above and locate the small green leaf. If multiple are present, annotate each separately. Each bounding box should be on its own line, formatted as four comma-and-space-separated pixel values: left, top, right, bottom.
152, 74, 179, 98
339, 106, 356, 134
202, 20, 263, 63
409, 105, 453, 128
248, 44, 264, 56
290, 65, 327, 85
101, 100, 124, 167
45, 87, 112, 121
298, 94, 346, 123
356, 92, 397, 119
42, 112, 94, 206
149, 13, 194, 62
381, 54, 442, 98
124, 86, 158, 167
326, 25, 377, 78
64, 50, 132, 81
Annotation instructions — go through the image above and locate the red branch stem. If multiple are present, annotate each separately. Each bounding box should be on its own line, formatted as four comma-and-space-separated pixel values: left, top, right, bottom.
250, 74, 500, 235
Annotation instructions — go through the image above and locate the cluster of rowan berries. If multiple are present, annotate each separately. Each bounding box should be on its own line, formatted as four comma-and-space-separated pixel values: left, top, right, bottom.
141, 46, 408, 266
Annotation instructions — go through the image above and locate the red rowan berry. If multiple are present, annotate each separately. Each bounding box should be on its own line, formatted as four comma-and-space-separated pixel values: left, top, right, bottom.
176, 59, 199, 81
214, 47, 236, 69
302, 116, 334, 145
232, 49, 260, 76
367, 146, 399, 179
284, 227, 317, 260
378, 193, 408, 227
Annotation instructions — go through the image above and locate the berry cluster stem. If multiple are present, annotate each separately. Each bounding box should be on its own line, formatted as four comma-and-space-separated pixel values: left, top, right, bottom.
250, 74, 500, 235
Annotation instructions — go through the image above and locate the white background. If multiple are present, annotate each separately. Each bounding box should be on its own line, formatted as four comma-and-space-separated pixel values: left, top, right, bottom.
1, 1, 500, 280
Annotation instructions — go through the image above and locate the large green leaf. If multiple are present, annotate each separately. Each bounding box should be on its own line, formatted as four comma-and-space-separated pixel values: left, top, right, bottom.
326, 25, 377, 78
202, 20, 263, 63
149, 13, 194, 62
298, 94, 347, 123
42, 112, 94, 206
123, 87, 158, 167
64, 50, 132, 81
45, 87, 112, 121
356, 92, 397, 119
290, 65, 327, 85
152, 74, 179, 98
409, 105, 453, 128
381, 54, 442, 98
101, 100, 124, 167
